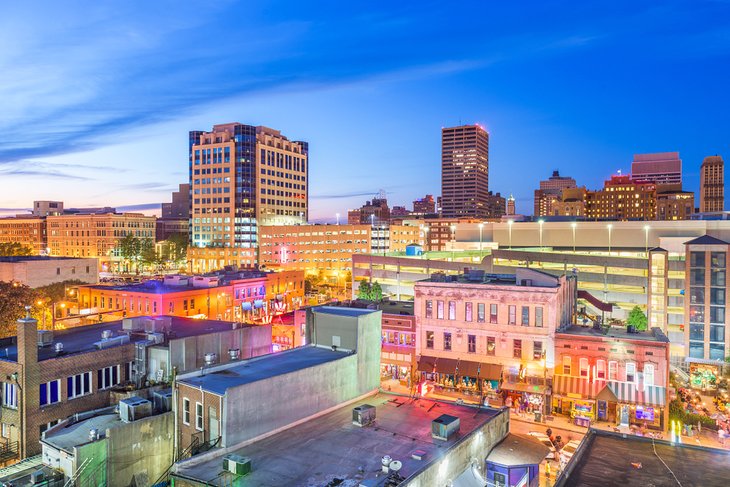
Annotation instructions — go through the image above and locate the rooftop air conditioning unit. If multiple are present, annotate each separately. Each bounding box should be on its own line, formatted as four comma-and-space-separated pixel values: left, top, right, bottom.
102, 330, 114, 340
152, 388, 173, 413
30, 471, 45, 484
352, 404, 376, 427
119, 396, 152, 423
146, 332, 165, 345
223, 454, 252, 476
37, 330, 54, 348
431, 414, 460, 441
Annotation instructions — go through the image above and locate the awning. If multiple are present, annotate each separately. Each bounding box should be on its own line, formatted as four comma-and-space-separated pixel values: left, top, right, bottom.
602, 382, 667, 407
501, 382, 548, 395
456, 359, 481, 377
254, 299, 265, 309
434, 358, 459, 375
480, 363, 503, 381
552, 375, 605, 399
417, 356, 437, 373
240, 302, 253, 311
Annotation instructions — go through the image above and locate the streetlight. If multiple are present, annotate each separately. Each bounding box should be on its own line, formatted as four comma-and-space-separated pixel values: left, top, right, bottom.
607, 223, 613, 256
538, 219, 544, 250
478, 223, 484, 259
450, 225, 456, 261
422, 226, 430, 253
507, 219, 514, 250
571, 222, 577, 253
644, 225, 650, 255
336, 213, 340, 226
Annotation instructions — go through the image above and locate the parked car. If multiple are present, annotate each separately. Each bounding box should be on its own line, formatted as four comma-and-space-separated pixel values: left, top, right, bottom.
560, 439, 582, 463
527, 431, 557, 460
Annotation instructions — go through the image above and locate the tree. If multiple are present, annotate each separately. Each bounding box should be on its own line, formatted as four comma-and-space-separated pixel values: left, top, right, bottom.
0, 282, 41, 337
118, 234, 141, 272
139, 238, 160, 270
357, 280, 372, 300
370, 281, 383, 302
627, 305, 648, 331
167, 233, 188, 263
0, 242, 33, 256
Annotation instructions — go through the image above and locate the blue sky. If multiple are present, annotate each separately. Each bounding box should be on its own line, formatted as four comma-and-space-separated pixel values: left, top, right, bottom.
1, 0, 729, 219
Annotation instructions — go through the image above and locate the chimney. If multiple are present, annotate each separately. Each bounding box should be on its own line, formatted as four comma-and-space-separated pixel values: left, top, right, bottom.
17, 306, 38, 365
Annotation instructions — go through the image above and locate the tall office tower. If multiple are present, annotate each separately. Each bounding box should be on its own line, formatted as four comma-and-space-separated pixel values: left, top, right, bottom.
700, 155, 724, 213
506, 194, 516, 216
413, 194, 436, 215
533, 170, 576, 216
162, 183, 191, 219
188, 123, 308, 272
441, 124, 490, 218
631, 152, 682, 185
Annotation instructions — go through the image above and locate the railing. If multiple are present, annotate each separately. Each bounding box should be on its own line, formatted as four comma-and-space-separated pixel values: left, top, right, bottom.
0, 441, 19, 463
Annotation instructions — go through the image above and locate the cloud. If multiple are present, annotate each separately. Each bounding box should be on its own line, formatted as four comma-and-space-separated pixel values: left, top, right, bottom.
0, 168, 93, 181
117, 203, 163, 213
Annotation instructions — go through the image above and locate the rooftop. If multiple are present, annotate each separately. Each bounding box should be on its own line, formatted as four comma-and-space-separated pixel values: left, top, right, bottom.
557, 325, 670, 343
81, 272, 268, 294
0, 256, 92, 262
311, 305, 378, 317
174, 394, 502, 486
0, 316, 255, 362
42, 411, 120, 453
558, 430, 730, 487
177, 345, 349, 395
378, 300, 415, 316
684, 234, 729, 246
421, 267, 561, 288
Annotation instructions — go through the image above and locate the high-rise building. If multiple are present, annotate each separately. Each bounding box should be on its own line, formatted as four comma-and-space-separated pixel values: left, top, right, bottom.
161, 183, 190, 219
506, 195, 516, 216
348, 197, 390, 225
413, 194, 436, 215
534, 170, 576, 217
700, 155, 724, 213
440, 124, 490, 218
485, 191, 506, 219
655, 184, 695, 221
188, 124, 308, 272
631, 152, 682, 185
584, 175, 656, 221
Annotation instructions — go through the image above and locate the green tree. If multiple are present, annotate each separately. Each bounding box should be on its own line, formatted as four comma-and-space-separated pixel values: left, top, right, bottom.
627, 305, 648, 331
118, 234, 141, 272
370, 281, 383, 302
139, 238, 160, 270
0, 282, 42, 337
167, 233, 188, 263
357, 280, 372, 300
0, 242, 33, 256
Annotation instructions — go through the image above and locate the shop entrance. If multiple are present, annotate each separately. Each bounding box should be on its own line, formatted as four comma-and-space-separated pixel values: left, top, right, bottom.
619, 404, 630, 427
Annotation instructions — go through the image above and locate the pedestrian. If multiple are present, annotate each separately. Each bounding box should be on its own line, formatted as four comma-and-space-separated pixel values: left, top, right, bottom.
698, 420, 702, 435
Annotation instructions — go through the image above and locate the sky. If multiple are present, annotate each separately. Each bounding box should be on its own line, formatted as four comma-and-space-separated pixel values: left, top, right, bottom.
1, 0, 729, 219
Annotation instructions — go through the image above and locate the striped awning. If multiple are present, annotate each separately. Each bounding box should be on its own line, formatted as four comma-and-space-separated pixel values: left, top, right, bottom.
552, 375, 605, 399
606, 382, 667, 407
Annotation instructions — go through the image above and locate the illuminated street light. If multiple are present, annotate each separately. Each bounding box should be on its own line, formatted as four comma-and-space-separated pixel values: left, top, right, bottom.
508, 219, 514, 250
478, 223, 484, 258
644, 225, 650, 255
571, 222, 577, 253
336, 213, 340, 225
538, 219, 544, 250
607, 223, 613, 255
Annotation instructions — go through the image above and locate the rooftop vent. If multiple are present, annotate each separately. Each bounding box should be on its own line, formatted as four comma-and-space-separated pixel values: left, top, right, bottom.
431, 414, 460, 441
89, 428, 100, 441
54, 342, 64, 354
119, 396, 152, 423
94, 334, 130, 350
38, 330, 53, 348
352, 404, 376, 427
204, 353, 218, 366
101, 330, 114, 340
228, 349, 240, 360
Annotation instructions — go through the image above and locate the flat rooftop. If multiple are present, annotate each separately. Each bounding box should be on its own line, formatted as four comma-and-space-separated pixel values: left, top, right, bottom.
312, 305, 378, 317
174, 394, 502, 486
42, 412, 120, 453
378, 300, 415, 316
178, 345, 349, 395
557, 325, 670, 343
83, 271, 271, 294
0, 256, 91, 262
558, 431, 730, 487
0, 316, 256, 362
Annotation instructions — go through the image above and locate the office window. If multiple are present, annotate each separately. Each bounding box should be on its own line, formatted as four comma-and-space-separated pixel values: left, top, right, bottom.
183, 398, 191, 425
521, 306, 530, 326
2, 383, 17, 409
443, 332, 452, 351
468, 334, 476, 353
39, 380, 61, 407
97, 365, 120, 390
563, 356, 571, 375
690, 251, 705, 267
426, 331, 434, 349
625, 362, 636, 383
465, 302, 473, 322
448, 301, 456, 320
644, 364, 655, 387
513, 339, 522, 359
579, 358, 589, 378
487, 336, 496, 356
67, 372, 92, 399
436, 301, 444, 320
195, 402, 204, 430
477, 303, 486, 322
508, 305, 516, 325
425, 300, 433, 319
535, 307, 543, 327
490, 304, 498, 324
533, 341, 543, 360
596, 360, 606, 379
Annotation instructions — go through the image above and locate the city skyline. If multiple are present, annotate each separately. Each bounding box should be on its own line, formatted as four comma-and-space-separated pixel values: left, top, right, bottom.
1, 1, 729, 219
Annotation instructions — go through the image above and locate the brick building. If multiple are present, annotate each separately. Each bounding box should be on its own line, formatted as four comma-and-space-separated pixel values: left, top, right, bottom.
0, 217, 46, 255
0, 256, 98, 288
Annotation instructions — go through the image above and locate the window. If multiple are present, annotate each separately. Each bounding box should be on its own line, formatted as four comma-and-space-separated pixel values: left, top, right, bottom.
67, 372, 92, 399
183, 398, 191, 425
465, 302, 473, 322
521, 306, 530, 326
579, 358, 589, 378
40, 380, 61, 407
2, 383, 17, 409
436, 301, 444, 320
425, 300, 433, 319
690, 251, 705, 267
608, 361, 618, 380
195, 402, 204, 430
513, 339, 522, 359
468, 334, 476, 353
97, 365, 120, 390
644, 364, 655, 387
1, 423, 9, 438
477, 303, 486, 322
448, 301, 456, 320
125, 361, 134, 381
490, 304, 498, 324
486, 336, 496, 356
625, 362, 636, 383
535, 307, 543, 327
508, 305, 516, 325
563, 356, 571, 375
533, 341, 543, 360
596, 360, 606, 379
443, 332, 452, 351
426, 331, 434, 349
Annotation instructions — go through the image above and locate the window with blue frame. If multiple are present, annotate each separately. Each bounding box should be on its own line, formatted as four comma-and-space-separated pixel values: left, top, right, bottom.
40, 380, 61, 407
2, 382, 17, 409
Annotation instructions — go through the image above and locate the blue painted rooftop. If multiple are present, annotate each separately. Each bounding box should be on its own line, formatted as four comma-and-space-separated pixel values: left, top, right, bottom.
311, 306, 378, 317
178, 345, 349, 395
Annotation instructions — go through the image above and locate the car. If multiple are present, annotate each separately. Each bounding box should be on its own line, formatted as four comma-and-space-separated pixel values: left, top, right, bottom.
560, 439, 582, 463
527, 431, 557, 460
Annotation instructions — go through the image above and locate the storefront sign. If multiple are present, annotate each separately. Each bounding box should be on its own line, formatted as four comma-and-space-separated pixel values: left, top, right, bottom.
567, 392, 582, 399
635, 405, 655, 421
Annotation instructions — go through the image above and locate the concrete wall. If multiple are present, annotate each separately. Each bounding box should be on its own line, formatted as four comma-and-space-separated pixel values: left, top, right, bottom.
75, 436, 107, 486
106, 412, 174, 487
0, 257, 98, 288
309, 310, 360, 351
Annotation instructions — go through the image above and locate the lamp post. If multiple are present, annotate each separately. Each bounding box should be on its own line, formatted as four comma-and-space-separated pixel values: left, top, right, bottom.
508, 219, 514, 250
422, 226, 429, 253
336, 213, 340, 225
607, 223, 613, 256
644, 225, 650, 255
450, 225, 456, 261
538, 219, 544, 250
478, 223, 484, 259
571, 222, 577, 253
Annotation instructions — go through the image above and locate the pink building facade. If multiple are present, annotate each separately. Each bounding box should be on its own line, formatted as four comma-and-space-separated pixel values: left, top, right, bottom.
380, 302, 416, 385
414, 268, 576, 413
553, 326, 670, 431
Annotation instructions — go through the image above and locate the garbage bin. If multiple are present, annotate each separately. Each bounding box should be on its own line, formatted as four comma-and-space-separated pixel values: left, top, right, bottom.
534, 411, 542, 423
